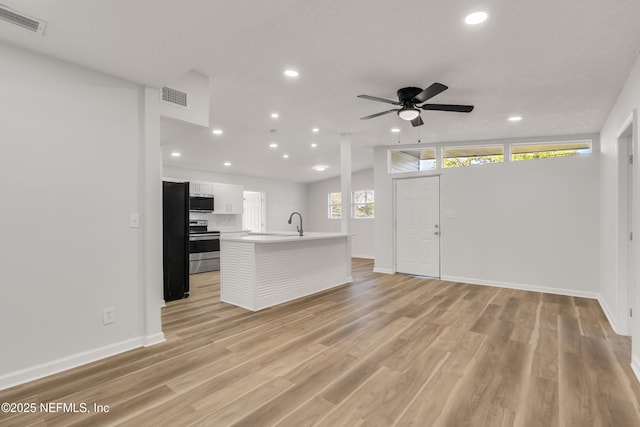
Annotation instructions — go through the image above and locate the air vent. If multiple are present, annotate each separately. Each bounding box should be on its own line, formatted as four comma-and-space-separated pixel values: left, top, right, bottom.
0, 4, 46, 34
162, 87, 188, 108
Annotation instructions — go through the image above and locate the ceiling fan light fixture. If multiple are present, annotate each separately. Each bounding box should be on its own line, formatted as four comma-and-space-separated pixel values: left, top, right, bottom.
398, 108, 420, 121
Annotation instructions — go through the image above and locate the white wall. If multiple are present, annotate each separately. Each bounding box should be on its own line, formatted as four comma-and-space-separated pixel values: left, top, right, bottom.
440, 155, 600, 295
374, 148, 394, 272
374, 146, 601, 296
305, 169, 375, 258
0, 42, 163, 388
599, 54, 640, 373
163, 165, 307, 233
159, 70, 210, 127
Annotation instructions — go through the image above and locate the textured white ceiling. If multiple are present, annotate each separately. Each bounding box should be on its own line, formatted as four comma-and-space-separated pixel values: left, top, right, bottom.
1, 0, 639, 183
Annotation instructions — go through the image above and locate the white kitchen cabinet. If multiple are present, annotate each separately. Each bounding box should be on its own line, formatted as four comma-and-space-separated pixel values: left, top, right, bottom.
189, 181, 213, 195
211, 183, 244, 214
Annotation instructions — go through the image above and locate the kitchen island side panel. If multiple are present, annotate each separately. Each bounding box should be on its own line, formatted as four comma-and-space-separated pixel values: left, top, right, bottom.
220, 236, 351, 311
220, 240, 257, 310
254, 237, 350, 309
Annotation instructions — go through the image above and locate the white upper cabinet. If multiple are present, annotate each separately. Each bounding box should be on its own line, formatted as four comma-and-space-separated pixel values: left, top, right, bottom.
210, 183, 244, 214
189, 181, 213, 195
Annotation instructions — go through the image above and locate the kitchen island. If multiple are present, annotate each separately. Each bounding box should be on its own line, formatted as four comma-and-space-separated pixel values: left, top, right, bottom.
220, 232, 352, 311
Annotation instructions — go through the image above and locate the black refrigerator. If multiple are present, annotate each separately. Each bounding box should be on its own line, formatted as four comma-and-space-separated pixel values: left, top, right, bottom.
162, 181, 189, 301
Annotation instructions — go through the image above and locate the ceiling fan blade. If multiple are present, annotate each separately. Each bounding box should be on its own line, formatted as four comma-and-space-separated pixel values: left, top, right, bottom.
420, 104, 474, 113
360, 109, 399, 120
412, 83, 448, 103
357, 94, 401, 105
411, 116, 424, 127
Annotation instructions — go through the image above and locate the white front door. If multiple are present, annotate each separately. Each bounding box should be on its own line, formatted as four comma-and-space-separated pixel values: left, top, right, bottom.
395, 176, 440, 277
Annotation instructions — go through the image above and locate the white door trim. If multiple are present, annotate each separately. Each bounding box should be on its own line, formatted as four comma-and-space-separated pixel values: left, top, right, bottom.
617, 109, 638, 336
394, 175, 441, 277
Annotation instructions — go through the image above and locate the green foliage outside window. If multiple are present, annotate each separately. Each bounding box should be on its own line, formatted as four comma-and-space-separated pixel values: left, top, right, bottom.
352, 190, 374, 218
443, 155, 504, 168
511, 149, 579, 161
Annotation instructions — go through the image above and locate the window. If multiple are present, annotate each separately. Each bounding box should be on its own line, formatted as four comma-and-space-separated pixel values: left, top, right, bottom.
328, 192, 342, 219
390, 149, 436, 174
352, 190, 375, 219
443, 145, 504, 168
328, 190, 375, 219
511, 141, 591, 161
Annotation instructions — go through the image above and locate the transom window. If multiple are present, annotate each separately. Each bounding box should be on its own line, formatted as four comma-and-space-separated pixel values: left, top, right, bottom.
443, 145, 504, 168
390, 149, 436, 173
511, 141, 591, 161
389, 139, 592, 173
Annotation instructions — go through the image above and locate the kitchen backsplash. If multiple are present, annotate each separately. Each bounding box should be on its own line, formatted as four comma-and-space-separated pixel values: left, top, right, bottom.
189, 211, 243, 231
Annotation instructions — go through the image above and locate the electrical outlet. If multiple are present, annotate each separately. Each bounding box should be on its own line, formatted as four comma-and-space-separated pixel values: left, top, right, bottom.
103, 307, 115, 325
129, 213, 140, 228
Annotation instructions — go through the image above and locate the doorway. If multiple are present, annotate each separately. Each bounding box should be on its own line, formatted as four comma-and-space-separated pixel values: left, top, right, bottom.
243, 191, 266, 233
395, 176, 441, 277
618, 111, 636, 335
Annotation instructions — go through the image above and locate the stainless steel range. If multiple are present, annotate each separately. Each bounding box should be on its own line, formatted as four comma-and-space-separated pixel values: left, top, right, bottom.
188, 220, 220, 274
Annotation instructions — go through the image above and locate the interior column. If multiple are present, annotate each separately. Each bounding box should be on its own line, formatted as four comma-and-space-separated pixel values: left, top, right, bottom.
340, 133, 352, 234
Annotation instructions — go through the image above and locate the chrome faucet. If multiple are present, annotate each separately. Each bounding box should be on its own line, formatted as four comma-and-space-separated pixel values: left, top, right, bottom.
288, 211, 303, 236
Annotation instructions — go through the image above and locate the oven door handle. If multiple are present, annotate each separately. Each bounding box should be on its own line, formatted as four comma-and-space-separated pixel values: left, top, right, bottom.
189, 235, 220, 241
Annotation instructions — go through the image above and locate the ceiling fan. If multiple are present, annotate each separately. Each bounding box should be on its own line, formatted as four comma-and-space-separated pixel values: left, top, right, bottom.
357, 82, 474, 127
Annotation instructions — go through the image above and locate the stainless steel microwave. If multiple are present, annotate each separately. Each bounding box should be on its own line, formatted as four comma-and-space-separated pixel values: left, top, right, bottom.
189, 194, 214, 212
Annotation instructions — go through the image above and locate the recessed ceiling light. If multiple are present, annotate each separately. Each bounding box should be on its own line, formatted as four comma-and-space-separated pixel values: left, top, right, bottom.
283, 154, 289, 159
223, 162, 231, 167
171, 152, 181, 157
269, 143, 278, 148
391, 128, 401, 133
508, 116, 523, 122
310, 143, 318, 148
465, 11, 488, 25
284, 69, 299, 77
271, 113, 279, 118
313, 165, 328, 171
212, 129, 223, 135
312, 128, 319, 133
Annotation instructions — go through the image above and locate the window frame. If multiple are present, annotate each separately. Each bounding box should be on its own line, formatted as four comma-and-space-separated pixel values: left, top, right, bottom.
351, 189, 375, 219
510, 140, 592, 161
442, 144, 505, 168
328, 192, 342, 219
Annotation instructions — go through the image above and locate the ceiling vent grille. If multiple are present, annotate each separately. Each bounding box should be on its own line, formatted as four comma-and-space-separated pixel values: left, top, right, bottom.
162, 87, 188, 108
0, 4, 46, 34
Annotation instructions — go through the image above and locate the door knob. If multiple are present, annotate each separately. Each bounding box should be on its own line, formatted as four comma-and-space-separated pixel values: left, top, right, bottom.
434, 231, 440, 235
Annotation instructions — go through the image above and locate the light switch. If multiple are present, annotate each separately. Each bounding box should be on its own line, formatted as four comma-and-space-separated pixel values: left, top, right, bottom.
444, 210, 456, 219
129, 213, 140, 228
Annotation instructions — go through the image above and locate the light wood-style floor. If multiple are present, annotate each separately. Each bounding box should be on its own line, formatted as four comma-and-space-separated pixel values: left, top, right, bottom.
2, 259, 640, 426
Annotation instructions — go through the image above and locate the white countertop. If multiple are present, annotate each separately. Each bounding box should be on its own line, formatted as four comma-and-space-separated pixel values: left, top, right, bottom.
220, 231, 352, 243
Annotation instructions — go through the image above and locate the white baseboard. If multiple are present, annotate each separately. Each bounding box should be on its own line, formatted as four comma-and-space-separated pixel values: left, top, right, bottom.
440, 275, 601, 300
632, 355, 640, 384
144, 332, 166, 347
373, 267, 395, 274
0, 337, 148, 391
351, 253, 374, 259
597, 295, 626, 335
